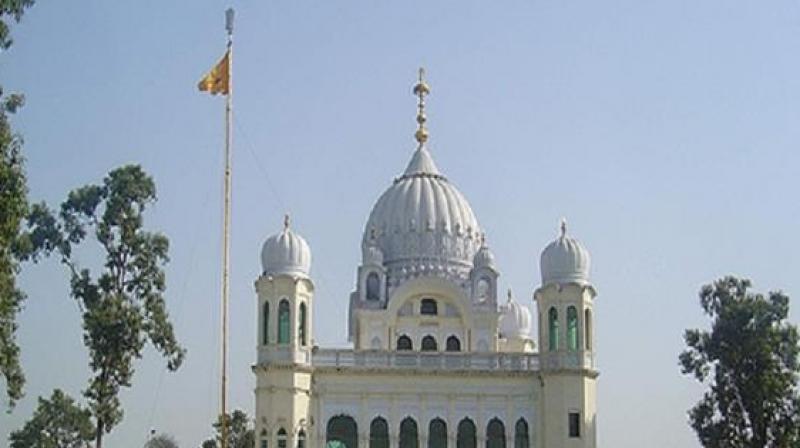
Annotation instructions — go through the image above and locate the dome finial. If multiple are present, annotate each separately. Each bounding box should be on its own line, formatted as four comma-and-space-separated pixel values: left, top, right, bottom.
560, 217, 567, 238
507, 287, 514, 303
413, 67, 430, 146
284, 213, 290, 230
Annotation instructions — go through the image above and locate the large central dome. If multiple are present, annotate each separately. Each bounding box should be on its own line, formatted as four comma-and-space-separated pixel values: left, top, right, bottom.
362, 146, 482, 273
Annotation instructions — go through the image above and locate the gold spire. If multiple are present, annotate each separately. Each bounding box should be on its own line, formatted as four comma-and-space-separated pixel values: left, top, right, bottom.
284, 213, 290, 230
413, 67, 430, 146
560, 218, 567, 238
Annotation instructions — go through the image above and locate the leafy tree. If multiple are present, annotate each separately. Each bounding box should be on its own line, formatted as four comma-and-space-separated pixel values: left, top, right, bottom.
201, 409, 255, 448
680, 276, 800, 447
9, 388, 95, 448
26, 165, 186, 448
145, 433, 180, 448
0, 0, 35, 409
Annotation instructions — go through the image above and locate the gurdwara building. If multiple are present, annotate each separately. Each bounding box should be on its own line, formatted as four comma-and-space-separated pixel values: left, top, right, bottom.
253, 72, 598, 448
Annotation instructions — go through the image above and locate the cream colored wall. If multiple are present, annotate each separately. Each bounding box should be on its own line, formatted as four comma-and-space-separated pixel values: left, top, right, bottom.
312, 369, 538, 447
254, 367, 312, 446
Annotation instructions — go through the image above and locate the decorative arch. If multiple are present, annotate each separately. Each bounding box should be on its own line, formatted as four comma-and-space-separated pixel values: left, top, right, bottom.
299, 302, 308, 346
399, 417, 419, 448
326, 415, 357, 448
514, 419, 529, 448
369, 417, 389, 448
486, 418, 505, 448
278, 299, 291, 344
421, 335, 438, 352
567, 306, 578, 351
548, 307, 559, 351
297, 429, 306, 448
277, 428, 288, 448
385, 277, 474, 328
446, 335, 461, 352
428, 418, 447, 448
457, 418, 477, 448
397, 335, 413, 351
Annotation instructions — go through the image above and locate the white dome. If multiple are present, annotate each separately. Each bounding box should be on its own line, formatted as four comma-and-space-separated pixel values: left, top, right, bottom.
472, 240, 496, 270
499, 290, 532, 339
363, 146, 481, 271
540, 221, 590, 286
261, 217, 311, 278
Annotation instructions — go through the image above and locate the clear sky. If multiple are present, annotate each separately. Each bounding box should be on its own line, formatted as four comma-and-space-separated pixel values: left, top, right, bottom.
3, 1, 800, 447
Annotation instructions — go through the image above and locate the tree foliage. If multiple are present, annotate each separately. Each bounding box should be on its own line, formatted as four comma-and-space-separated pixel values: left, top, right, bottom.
201, 409, 255, 448
9, 388, 95, 448
680, 276, 800, 447
26, 165, 186, 447
0, 0, 34, 409
145, 433, 180, 448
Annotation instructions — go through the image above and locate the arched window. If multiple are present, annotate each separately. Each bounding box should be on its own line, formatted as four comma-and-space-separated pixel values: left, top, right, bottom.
420, 298, 438, 315
567, 306, 579, 351
548, 307, 559, 351
397, 335, 413, 351
476, 278, 490, 302
262, 302, 270, 345
399, 417, 419, 448
514, 419, 529, 448
278, 299, 291, 344
327, 415, 358, 448
277, 428, 287, 448
446, 336, 461, 352
297, 430, 306, 448
428, 418, 447, 448
369, 417, 389, 448
421, 335, 437, 352
486, 418, 506, 448
299, 302, 307, 346
457, 418, 477, 448
366, 272, 380, 301
585, 309, 592, 350
260, 429, 268, 448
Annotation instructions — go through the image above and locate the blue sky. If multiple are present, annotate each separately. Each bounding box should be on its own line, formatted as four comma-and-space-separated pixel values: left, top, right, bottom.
3, 1, 800, 446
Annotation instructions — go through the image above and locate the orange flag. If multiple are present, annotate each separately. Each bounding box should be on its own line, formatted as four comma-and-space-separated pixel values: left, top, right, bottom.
197, 50, 230, 95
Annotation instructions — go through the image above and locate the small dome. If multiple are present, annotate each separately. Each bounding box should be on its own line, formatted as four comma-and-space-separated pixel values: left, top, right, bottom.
472, 236, 495, 269
540, 220, 590, 286
260, 216, 311, 278
499, 290, 532, 339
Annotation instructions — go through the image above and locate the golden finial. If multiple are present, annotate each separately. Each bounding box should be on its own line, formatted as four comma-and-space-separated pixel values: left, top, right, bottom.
413, 67, 430, 146
284, 213, 290, 230
560, 218, 567, 238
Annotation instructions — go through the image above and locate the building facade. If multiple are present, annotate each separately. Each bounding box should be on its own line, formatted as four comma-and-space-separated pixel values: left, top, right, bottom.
253, 73, 598, 448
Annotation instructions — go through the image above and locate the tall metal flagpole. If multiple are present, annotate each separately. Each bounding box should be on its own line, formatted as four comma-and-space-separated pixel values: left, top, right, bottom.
221, 7, 234, 448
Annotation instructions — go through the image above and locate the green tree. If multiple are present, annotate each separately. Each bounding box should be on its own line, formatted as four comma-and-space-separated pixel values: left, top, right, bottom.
26, 165, 186, 448
9, 388, 95, 448
145, 433, 180, 448
680, 276, 800, 447
201, 409, 255, 448
0, 0, 35, 409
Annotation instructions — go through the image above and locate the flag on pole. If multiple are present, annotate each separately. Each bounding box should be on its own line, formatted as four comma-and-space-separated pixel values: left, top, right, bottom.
197, 50, 230, 95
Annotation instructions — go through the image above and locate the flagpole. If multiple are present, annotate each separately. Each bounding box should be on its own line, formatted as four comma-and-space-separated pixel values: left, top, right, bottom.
221, 8, 234, 448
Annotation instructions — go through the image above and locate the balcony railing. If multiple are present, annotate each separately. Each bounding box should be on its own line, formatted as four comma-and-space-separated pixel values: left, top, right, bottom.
310, 349, 540, 372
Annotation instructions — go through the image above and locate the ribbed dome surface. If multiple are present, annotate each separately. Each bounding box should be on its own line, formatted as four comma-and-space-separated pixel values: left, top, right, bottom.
499, 291, 532, 339
363, 146, 481, 269
261, 222, 311, 278
540, 223, 590, 286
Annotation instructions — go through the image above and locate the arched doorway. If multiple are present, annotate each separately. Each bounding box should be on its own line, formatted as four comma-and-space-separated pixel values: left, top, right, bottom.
370, 417, 389, 448
428, 418, 447, 448
457, 418, 476, 448
327, 415, 358, 448
399, 417, 419, 448
514, 419, 529, 448
486, 418, 505, 448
